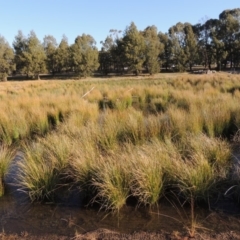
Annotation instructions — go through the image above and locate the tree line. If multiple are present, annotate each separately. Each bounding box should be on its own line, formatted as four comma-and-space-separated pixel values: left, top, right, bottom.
0, 8, 240, 81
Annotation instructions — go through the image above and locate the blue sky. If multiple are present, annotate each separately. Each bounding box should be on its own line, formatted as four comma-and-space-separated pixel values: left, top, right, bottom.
0, 0, 239, 49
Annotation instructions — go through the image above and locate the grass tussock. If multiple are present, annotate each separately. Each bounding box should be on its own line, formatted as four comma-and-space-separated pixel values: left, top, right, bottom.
17, 143, 56, 201
0, 73, 239, 212
128, 141, 168, 207
0, 145, 15, 196
172, 153, 215, 201
17, 134, 74, 202
91, 156, 130, 212
167, 134, 231, 201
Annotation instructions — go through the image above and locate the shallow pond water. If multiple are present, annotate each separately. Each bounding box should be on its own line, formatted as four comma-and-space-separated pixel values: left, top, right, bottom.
1, 185, 240, 238
1, 152, 240, 238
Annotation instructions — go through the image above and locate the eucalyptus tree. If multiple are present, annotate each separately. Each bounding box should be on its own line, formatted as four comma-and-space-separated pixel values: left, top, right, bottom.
121, 22, 145, 75
99, 35, 115, 75
219, 8, 240, 68
142, 26, 164, 75
70, 34, 99, 78
13, 30, 27, 73
211, 37, 227, 71
168, 22, 187, 72
233, 33, 240, 67
111, 31, 126, 74
13, 31, 46, 79
194, 20, 214, 69
184, 24, 198, 71
201, 18, 232, 70
0, 36, 15, 81
55, 35, 70, 73
100, 29, 125, 74
158, 32, 172, 70
208, 19, 227, 71
43, 35, 58, 75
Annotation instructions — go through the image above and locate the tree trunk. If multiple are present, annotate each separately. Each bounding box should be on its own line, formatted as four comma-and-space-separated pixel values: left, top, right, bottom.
208, 62, 211, 70
230, 52, 233, 69
217, 62, 221, 71
189, 63, 192, 72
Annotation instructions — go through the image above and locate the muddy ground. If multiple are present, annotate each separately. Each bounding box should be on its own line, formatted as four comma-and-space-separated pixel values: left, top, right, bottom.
1, 193, 240, 240
1, 229, 240, 240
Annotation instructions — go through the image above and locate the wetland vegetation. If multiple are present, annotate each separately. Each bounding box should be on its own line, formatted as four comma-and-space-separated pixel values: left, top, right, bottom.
1, 73, 240, 238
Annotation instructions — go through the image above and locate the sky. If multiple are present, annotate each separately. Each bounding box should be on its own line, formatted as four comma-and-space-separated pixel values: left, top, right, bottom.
0, 0, 239, 49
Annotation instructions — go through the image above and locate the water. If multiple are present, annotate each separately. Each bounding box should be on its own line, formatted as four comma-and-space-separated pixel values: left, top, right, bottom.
1, 152, 240, 237
0, 194, 187, 236
1, 189, 240, 237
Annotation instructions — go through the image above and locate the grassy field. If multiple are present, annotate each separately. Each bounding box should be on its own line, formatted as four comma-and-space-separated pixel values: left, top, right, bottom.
0, 72, 240, 215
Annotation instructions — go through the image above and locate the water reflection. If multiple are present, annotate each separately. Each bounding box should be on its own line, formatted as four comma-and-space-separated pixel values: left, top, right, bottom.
1, 152, 240, 237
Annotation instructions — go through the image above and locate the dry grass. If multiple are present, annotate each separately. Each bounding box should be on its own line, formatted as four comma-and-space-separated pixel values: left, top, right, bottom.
128, 140, 168, 207
0, 73, 239, 210
0, 145, 15, 196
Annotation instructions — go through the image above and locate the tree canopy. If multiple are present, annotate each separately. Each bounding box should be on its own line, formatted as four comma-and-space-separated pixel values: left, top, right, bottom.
2, 7, 240, 80
70, 34, 99, 78
0, 36, 15, 81
13, 31, 46, 79
142, 26, 164, 75
43, 35, 58, 74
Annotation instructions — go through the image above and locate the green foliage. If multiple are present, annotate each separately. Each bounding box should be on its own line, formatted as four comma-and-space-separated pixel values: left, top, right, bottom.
0, 36, 15, 81
70, 34, 99, 78
121, 22, 146, 75
184, 24, 198, 71
158, 32, 172, 70
204, 19, 228, 71
55, 35, 70, 73
43, 35, 58, 74
99, 35, 115, 75
143, 26, 164, 75
3, 7, 240, 77
13, 30, 27, 73
219, 8, 240, 68
168, 23, 187, 72
13, 31, 46, 79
